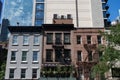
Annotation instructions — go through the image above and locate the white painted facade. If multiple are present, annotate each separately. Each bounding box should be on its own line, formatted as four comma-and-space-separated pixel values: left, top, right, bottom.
5, 31, 42, 79
43, 0, 104, 28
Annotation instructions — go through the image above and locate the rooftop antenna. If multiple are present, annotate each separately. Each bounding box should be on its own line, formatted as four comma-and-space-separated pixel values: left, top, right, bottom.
17, 22, 19, 26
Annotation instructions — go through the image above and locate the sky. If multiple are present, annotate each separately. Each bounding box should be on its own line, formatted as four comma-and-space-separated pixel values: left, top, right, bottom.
108, 0, 120, 21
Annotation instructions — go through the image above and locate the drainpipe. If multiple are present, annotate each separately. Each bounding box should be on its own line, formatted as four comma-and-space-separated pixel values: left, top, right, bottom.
75, 0, 79, 27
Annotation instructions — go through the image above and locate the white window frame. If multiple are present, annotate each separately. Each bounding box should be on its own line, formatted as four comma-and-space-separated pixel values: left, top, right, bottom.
9, 68, 15, 79
21, 69, 26, 79
21, 51, 27, 62
12, 35, 18, 45
10, 51, 16, 62
23, 35, 29, 45
32, 51, 38, 62
32, 68, 38, 79
34, 35, 40, 45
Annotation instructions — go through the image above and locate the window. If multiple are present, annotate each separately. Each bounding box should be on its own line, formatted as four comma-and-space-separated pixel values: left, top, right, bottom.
21, 69, 26, 78
46, 50, 53, 62
12, 35, 18, 45
46, 33, 53, 44
77, 51, 82, 61
64, 49, 71, 64
64, 33, 70, 44
11, 51, 16, 61
87, 36, 91, 44
22, 51, 27, 61
34, 35, 39, 45
112, 68, 120, 77
23, 35, 29, 45
32, 69, 37, 78
67, 14, 72, 19
88, 51, 92, 61
9, 69, 15, 78
33, 51, 38, 61
77, 35, 81, 44
55, 33, 62, 44
55, 49, 62, 62
97, 35, 102, 44
53, 14, 58, 19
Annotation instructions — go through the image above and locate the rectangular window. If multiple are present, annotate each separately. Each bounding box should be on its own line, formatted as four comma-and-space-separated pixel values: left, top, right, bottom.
12, 35, 18, 45
21, 69, 26, 78
46, 50, 53, 62
88, 51, 92, 61
22, 51, 27, 61
32, 69, 37, 78
87, 36, 91, 44
23, 35, 29, 45
46, 33, 53, 44
11, 51, 16, 61
34, 35, 39, 45
97, 35, 102, 44
77, 51, 82, 61
55, 33, 62, 44
33, 51, 38, 61
64, 49, 71, 63
9, 69, 15, 78
64, 33, 70, 44
77, 35, 81, 44
55, 49, 62, 62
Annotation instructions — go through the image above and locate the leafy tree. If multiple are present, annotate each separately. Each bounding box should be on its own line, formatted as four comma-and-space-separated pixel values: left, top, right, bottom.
0, 62, 6, 80
92, 23, 120, 77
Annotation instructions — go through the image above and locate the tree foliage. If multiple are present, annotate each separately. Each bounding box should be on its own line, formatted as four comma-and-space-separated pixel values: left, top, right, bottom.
92, 23, 120, 76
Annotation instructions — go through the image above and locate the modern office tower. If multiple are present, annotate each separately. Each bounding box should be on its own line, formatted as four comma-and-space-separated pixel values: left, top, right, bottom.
0, 19, 10, 42
5, 27, 42, 79
2, 0, 109, 27
0, 0, 2, 23
44, 0, 104, 28
101, 0, 111, 27
3, 0, 33, 26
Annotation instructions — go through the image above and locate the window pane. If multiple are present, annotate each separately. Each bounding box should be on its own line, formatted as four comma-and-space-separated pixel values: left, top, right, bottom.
32, 69, 37, 78
55, 49, 62, 62
87, 36, 91, 44
11, 51, 16, 61
23, 35, 29, 45
77, 35, 81, 44
34, 36, 39, 45
22, 51, 27, 61
12, 35, 18, 45
64, 33, 70, 44
33, 51, 38, 61
55, 33, 62, 44
46, 50, 53, 62
77, 51, 81, 61
97, 35, 102, 44
88, 51, 92, 61
9, 69, 15, 78
64, 49, 71, 64
46, 33, 53, 44
21, 69, 26, 78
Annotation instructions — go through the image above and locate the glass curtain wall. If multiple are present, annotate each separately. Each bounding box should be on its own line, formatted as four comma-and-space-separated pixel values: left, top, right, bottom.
35, 0, 44, 26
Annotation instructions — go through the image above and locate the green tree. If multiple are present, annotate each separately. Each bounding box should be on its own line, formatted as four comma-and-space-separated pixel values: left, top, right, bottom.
92, 23, 120, 77
0, 62, 6, 80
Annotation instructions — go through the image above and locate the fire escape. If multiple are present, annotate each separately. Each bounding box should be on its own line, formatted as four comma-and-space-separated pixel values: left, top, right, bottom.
76, 44, 98, 80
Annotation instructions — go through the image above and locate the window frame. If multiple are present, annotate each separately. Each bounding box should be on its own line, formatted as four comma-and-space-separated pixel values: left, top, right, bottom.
32, 69, 37, 78
77, 35, 81, 44
33, 51, 38, 62
87, 35, 91, 44
11, 51, 16, 61
23, 35, 29, 45
12, 35, 18, 45
9, 69, 15, 79
34, 35, 40, 45
64, 33, 70, 44
46, 49, 53, 62
21, 69, 26, 78
77, 51, 82, 61
21, 51, 27, 62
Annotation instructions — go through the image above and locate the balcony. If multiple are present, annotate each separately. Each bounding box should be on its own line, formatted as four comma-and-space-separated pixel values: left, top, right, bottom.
52, 40, 64, 49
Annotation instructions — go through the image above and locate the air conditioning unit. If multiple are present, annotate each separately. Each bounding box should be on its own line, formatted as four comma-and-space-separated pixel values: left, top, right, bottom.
67, 14, 72, 19
53, 14, 58, 19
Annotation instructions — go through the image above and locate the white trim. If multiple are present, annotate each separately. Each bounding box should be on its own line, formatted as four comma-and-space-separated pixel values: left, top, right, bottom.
21, 49, 29, 51
9, 67, 17, 69
32, 49, 39, 51
20, 67, 28, 69
11, 49, 18, 51
32, 67, 39, 69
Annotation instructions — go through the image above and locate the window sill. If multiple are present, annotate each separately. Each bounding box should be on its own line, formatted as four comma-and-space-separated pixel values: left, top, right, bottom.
64, 43, 71, 45
33, 44, 40, 46
10, 61, 17, 64
21, 61, 28, 64
32, 61, 39, 64
23, 44, 29, 46
12, 44, 18, 46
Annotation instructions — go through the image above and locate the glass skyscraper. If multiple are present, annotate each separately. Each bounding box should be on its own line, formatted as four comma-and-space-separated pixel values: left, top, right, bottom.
3, 0, 33, 26
34, 0, 44, 26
